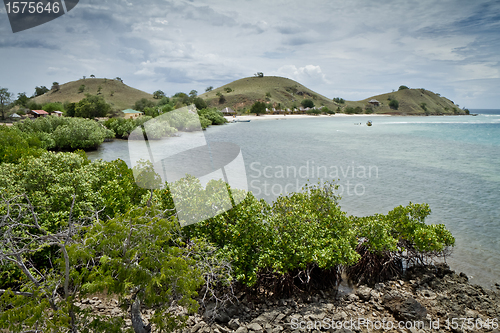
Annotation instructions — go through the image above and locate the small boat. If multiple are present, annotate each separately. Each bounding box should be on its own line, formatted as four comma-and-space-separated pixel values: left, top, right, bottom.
235, 119, 251, 122
366, 120, 373, 126
471, 114, 478, 116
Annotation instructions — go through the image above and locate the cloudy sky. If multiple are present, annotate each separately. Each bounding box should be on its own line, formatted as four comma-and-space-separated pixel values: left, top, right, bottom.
1, 0, 499, 108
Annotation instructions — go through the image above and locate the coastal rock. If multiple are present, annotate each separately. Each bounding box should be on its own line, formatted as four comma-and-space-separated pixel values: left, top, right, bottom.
355, 286, 372, 301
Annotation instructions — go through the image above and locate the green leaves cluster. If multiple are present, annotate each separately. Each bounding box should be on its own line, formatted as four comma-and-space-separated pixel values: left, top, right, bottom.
14, 116, 114, 150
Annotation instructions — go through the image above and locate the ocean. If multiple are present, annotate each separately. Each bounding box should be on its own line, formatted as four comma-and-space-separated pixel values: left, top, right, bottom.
87, 109, 500, 288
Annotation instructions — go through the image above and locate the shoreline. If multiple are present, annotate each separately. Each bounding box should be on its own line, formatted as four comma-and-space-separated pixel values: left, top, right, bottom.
224, 114, 389, 122
82, 264, 500, 332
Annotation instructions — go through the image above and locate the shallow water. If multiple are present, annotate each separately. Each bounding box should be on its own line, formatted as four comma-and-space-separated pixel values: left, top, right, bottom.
87, 110, 500, 288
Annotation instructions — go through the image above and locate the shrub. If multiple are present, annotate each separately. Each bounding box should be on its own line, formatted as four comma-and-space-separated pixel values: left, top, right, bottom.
398, 85, 409, 91
389, 99, 399, 110
198, 108, 226, 125
333, 97, 345, 104
301, 99, 314, 108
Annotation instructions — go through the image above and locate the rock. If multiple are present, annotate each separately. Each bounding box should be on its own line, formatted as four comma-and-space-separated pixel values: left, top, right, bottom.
246, 323, 263, 332
347, 293, 359, 302
235, 327, 248, 333
397, 298, 427, 322
228, 318, 241, 330
356, 286, 372, 301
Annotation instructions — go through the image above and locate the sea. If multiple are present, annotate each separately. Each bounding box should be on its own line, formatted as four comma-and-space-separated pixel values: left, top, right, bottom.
87, 109, 500, 288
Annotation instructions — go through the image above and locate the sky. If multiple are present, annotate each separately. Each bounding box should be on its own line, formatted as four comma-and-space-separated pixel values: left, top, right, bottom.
1, 0, 499, 109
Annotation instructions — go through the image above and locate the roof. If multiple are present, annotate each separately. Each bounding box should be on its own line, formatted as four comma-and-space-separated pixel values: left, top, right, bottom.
10, 113, 21, 118
122, 109, 143, 114
221, 107, 235, 114
31, 110, 49, 115
368, 99, 380, 103
53, 111, 63, 114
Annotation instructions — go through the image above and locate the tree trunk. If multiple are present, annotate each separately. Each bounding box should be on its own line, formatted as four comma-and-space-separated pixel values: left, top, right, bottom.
131, 296, 151, 333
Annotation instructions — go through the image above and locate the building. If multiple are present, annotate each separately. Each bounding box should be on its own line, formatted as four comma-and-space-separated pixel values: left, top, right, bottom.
30, 110, 49, 118
221, 107, 236, 115
368, 99, 380, 106
52, 111, 63, 117
122, 109, 143, 119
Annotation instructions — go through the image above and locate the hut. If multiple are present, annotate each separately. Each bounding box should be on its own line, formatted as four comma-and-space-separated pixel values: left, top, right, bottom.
368, 99, 380, 106
122, 109, 143, 119
221, 107, 236, 115
30, 110, 49, 118
52, 111, 63, 117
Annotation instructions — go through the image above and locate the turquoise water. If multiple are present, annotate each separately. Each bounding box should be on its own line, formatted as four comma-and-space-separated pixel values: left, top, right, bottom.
87, 110, 500, 288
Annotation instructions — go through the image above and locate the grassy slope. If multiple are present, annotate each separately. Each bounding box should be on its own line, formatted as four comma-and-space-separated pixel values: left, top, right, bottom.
200, 77, 464, 115
32, 78, 156, 111
199, 76, 338, 112
345, 88, 463, 115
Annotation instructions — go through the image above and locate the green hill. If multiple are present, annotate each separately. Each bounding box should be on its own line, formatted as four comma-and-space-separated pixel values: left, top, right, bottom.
200, 76, 338, 111
200, 77, 464, 115
32, 78, 156, 111
344, 88, 465, 115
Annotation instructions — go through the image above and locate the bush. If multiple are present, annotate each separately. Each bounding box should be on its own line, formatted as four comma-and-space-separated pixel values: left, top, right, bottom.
398, 85, 409, 91
15, 116, 114, 150
198, 108, 226, 125
250, 101, 266, 115
333, 97, 345, 104
301, 99, 314, 108
389, 99, 399, 110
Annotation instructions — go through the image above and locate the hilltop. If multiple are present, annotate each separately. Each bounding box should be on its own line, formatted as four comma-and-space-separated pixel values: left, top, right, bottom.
32, 78, 156, 111
200, 76, 338, 111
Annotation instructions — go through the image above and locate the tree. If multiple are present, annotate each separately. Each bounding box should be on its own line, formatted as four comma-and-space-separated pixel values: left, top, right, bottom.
51, 82, 60, 91
115, 77, 123, 83
205, 86, 213, 92
189, 90, 198, 98
78, 84, 85, 93
153, 90, 165, 99
34, 86, 49, 97
254, 72, 264, 77
42, 102, 64, 114
250, 101, 266, 115
398, 85, 409, 91
134, 98, 155, 112
333, 97, 345, 104
74, 94, 111, 118
389, 99, 399, 110
97, 85, 102, 94
90, 74, 95, 78
15, 92, 29, 107
218, 94, 226, 104
301, 99, 315, 108
0, 87, 12, 120
193, 97, 207, 110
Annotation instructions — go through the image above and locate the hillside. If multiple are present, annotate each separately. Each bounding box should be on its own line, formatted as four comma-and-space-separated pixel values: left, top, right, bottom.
200, 77, 464, 115
200, 76, 338, 112
32, 78, 156, 111
345, 88, 465, 115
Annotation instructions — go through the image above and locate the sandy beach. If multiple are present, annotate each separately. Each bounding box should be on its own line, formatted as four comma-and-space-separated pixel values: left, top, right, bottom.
224, 113, 390, 122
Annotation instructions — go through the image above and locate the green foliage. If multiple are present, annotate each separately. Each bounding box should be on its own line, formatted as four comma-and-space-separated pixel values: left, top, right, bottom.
205, 86, 213, 92
250, 101, 266, 115
344, 106, 362, 114
398, 85, 409, 91
364, 105, 374, 114
103, 117, 138, 138
0, 126, 45, 164
42, 102, 64, 114
322, 106, 335, 114
15, 116, 114, 150
198, 108, 226, 125
15, 92, 29, 107
72, 207, 205, 332
34, 86, 49, 97
218, 94, 226, 104
134, 98, 155, 112
389, 99, 399, 110
75, 94, 111, 118
306, 108, 321, 115
0, 87, 12, 120
153, 90, 165, 99
333, 97, 345, 104
189, 90, 198, 98
301, 99, 315, 108
193, 97, 208, 110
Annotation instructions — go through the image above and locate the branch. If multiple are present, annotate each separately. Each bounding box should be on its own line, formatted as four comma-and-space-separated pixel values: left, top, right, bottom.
0, 289, 34, 297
